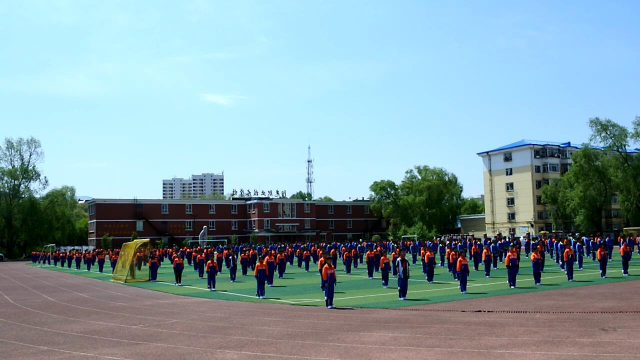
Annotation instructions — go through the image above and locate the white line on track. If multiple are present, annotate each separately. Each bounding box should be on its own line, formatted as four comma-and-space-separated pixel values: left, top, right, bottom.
0, 338, 132, 360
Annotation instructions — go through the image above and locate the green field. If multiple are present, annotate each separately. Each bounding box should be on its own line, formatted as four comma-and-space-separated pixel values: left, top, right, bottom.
30, 255, 640, 308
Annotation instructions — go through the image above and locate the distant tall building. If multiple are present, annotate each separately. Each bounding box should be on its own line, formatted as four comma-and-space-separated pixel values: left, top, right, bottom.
162, 173, 224, 199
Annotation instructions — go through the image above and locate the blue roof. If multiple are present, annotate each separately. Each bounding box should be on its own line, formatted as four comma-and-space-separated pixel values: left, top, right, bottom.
478, 139, 640, 155
477, 140, 579, 155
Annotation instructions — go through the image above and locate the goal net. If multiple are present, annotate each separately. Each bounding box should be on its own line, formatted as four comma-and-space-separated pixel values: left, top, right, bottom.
112, 239, 150, 283
39, 244, 56, 267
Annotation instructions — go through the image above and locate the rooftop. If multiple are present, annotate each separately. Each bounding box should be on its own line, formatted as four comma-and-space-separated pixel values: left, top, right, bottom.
477, 140, 579, 155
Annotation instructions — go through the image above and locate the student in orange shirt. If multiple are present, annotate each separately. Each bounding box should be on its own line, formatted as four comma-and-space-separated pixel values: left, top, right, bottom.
563, 242, 575, 282
531, 247, 542, 285
380, 251, 391, 288
482, 245, 492, 278
228, 251, 237, 282
303, 248, 311, 272
397, 250, 410, 300
425, 247, 436, 283
351, 248, 359, 269
149, 256, 159, 282
173, 255, 184, 286
597, 244, 608, 278
620, 241, 632, 276
343, 249, 352, 275
206, 256, 218, 291
266, 252, 276, 286
255, 256, 268, 298
240, 251, 249, 276
449, 249, 458, 280
197, 252, 206, 279
216, 251, 224, 274
277, 251, 287, 279
457, 251, 470, 294
365, 249, 376, 279
505, 246, 519, 288
322, 256, 337, 309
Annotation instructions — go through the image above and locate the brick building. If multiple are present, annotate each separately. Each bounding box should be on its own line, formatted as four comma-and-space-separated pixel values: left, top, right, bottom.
87, 198, 387, 248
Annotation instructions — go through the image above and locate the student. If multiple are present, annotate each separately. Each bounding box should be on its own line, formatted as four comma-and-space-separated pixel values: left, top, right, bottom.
343, 250, 352, 275
449, 249, 458, 280
60, 252, 66, 268
374, 247, 381, 273
74, 251, 82, 270
482, 245, 492, 278
391, 249, 399, 277
457, 252, 470, 294
620, 241, 632, 276
206, 256, 218, 291
266, 252, 276, 286
277, 251, 287, 279
173, 255, 184, 286
197, 252, 206, 279
97, 252, 106, 273
351, 247, 359, 269
597, 244, 608, 278
322, 257, 337, 309
365, 249, 375, 279
136, 251, 144, 271
149, 256, 159, 282
471, 242, 481, 271
380, 251, 390, 288
490, 240, 499, 269
524, 237, 531, 258
110, 252, 118, 273
228, 252, 237, 282
531, 247, 542, 285
216, 251, 224, 274
505, 246, 519, 289
563, 242, 575, 282
255, 256, 268, 299
438, 241, 446, 267
425, 247, 436, 283
330, 248, 338, 271
186, 248, 193, 266
576, 239, 585, 270
303, 249, 311, 272
240, 251, 249, 276
85, 252, 93, 272
397, 250, 410, 300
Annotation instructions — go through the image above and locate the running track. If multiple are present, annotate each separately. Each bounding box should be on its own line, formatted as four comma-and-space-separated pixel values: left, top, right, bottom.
1, 262, 639, 360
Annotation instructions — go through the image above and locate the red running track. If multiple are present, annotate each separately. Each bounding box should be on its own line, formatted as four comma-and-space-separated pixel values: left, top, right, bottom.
1, 262, 639, 360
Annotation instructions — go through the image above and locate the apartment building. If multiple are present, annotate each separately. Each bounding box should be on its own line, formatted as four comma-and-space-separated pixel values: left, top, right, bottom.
478, 140, 624, 236
162, 173, 224, 199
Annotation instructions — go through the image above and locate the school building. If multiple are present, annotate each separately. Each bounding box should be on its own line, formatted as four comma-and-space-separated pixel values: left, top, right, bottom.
87, 198, 387, 248
478, 140, 624, 237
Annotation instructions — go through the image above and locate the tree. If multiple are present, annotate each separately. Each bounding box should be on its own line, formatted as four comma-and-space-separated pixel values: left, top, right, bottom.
0, 137, 49, 257
230, 234, 238, 245
131, 232, 139, 241
315, 196, 334, 202
460, 197, 485, 215
250, 233, 258, 245
589, 116, 640, 225
199, 193, 228, 200
371, 234, 381, 243
370, 166, 463, 239
101, 234, 113, 250
290, 191, 312, 201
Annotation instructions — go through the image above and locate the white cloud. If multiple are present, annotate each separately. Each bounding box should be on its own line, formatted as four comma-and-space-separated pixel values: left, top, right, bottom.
200, 93, 247, 106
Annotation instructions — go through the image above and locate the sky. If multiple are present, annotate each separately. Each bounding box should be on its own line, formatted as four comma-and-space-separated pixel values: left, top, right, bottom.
1, 0, 639, 201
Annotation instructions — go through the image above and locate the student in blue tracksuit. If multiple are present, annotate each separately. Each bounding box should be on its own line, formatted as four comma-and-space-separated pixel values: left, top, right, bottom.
531, 247, 542, 285
524, 238, 531, 258
206, 257, 218, 291
438, 241, 446, 267
564, 243, 575, 281
597, 245, 608, 278
228, 252, 237, 282
322, 257, 337, 309
410, 243, 417, 265
606, 237, 614, 261
397, 250, 410, 300
505, 247, 519, 289
576, 239, 584, 270
620, 242, 632, 276
254, 256, 268, 298
457, 252, 470, 294
482, 245, 492, 277
149, 256, 159, 282
558, 241, 565, 271
490, 241, 499, 269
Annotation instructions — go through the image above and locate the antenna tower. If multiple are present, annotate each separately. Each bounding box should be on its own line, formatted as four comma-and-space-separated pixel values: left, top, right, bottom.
306, 145, 315, 199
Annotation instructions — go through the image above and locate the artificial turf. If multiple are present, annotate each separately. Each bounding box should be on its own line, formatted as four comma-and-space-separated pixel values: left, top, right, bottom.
29, 254, 640, 308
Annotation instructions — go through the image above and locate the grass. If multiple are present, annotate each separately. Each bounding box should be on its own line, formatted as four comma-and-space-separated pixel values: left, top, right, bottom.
29, 254, 640, 308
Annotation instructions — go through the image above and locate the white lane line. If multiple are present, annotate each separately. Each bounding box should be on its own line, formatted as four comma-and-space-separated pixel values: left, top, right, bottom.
0, 338, 132, 360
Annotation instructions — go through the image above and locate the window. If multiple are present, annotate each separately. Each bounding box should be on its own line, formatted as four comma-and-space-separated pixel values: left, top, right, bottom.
509, 228, 516, 235
346, 205, 352, 214
247, 203, 251, 213
89, 221, 95, 232
278, 203, 296, 218
264, 203, 270, 212
549, 164, 559, 173
329, 220, 335, 229
535, 180, 542, 189
534, 149, 541, 159
264, 219, 270, 229
505, 168, 513, 176
347, 219, 352, 229
279, 225, 297, 232
321, 234, 327, 242
364, 205, 369, 214
231, 204, 237, 214
506, 182, 514, 192
208, 220, 216, 230
543, 179, 550, 186
536, 196, 543, 205
328, 205, 334, 214
162, 204, 169, 214
506, 198, 515, 206
304, 203, 310, 213
186, 221, 193, 231
186, 204, 192, 214
305, 219, 310, 229
507, 213, 516, 222
537, 211, 550, 220
542, 164, 549, 173
247, 219, 251, 228
535, 166, 541, 173
136, 220, 144, 231
503, 152, 512, 162
209, 204, 215, 214
89, 204, 95, 215
612, 195, 619, 205
252, 220, 256, 229
230, 220, 237, 230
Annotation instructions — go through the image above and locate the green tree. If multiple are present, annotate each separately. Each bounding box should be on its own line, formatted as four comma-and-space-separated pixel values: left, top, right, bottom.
370, 166, 463, 239
0, 137, 49, 257
199, 193, 228, 200
101, 234, 113, 250
460, 197, 485, 215
371, 234, 381, 243
131, 232, 139, 241
290, 191, 312, 201
230, 234, 238, 245
250, 233, 258, 245
315, 196, 334, 202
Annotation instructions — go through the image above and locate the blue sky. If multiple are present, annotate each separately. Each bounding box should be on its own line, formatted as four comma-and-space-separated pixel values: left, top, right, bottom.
1, 1, 639, 200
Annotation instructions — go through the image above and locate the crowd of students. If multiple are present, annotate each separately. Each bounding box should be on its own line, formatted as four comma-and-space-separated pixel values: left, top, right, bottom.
31, 233, 638, 308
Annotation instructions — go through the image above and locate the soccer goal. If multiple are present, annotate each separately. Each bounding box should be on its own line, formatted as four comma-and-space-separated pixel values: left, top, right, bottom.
188, 239, 228, 248
39, 244, 56, 267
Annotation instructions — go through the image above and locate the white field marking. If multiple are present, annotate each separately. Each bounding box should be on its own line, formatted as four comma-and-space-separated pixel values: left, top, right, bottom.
134, 319, 179, 328
0, 318, 340, 360
3, 274, 639, 343
0, 317, 637, 359
3, 289, 639, 347
0, 338, 132, 360
155, 281, 302, 304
